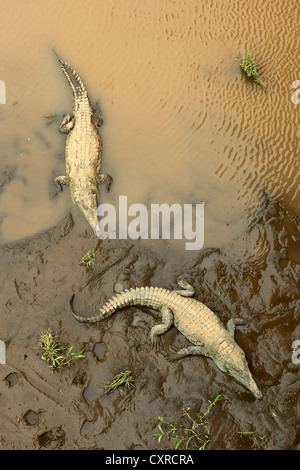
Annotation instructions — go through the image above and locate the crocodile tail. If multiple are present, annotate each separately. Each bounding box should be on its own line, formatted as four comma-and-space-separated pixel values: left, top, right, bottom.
70, 294, 98, 323
70, 292, 130, 324
70, 287, 164, 324
58, 58, 87, 98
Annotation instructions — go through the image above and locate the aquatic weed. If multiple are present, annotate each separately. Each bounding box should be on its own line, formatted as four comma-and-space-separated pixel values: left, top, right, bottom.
152, 394, 223, 450
238, 53, 267, 87
44, 114, 57, 125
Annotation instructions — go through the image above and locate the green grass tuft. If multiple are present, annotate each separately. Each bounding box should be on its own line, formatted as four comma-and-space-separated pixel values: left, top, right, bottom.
80, 250, 96, 270
102, 370, 135, 394
38, 329, 86, 372
239, 53, 267, 87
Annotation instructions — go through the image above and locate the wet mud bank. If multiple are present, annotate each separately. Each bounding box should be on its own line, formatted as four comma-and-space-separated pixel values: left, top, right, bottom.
0, 196, 299, 450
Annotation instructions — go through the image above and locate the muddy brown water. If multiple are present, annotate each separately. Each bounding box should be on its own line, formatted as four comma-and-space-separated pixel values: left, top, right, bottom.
0, 0, 299, 450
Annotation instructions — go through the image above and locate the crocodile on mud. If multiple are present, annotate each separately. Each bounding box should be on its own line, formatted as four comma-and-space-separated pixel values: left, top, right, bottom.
70, 279, 262, 399
54, 55, 112, 235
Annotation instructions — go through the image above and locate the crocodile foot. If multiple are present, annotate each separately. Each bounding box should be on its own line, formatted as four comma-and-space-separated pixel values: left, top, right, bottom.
92, 116, 103, 128
165, 352, 177, 362
150, 335, 162, 350
98, 173, 113, 191
54, 175, 70, 191
149, 306, 173, 350
59, 114, 74, 134
227, 318, 247, 337
174, 279, 195, 297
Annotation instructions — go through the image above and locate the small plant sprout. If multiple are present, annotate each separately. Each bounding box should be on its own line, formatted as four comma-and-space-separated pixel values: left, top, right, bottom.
80, 250, 96, 270
237, 430, 265, 448
152, 417, 184, 450
102, 370, 135, 394
152, 394, 223, 450
238, 53, 267, 87
38, 330, 86, 371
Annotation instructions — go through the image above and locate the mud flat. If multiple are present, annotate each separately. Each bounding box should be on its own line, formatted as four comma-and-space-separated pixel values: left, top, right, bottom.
0, 195, 299, 450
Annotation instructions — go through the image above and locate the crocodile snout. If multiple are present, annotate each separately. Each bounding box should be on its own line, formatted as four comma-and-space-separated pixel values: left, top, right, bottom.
227, 358, 262, 399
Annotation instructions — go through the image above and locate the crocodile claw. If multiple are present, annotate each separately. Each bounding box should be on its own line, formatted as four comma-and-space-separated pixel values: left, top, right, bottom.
165, 353, 177, 362
105, 176, 113, 192
151, 336, 161, 350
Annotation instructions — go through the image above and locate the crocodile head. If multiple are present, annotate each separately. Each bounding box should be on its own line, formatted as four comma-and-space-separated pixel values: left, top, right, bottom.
226, 350, 262, 399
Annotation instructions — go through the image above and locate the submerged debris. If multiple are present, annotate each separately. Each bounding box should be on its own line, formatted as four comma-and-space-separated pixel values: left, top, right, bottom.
43, 114, 57, 125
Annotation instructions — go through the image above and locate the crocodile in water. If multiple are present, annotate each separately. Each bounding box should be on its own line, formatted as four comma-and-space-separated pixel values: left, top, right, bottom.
70, 279, 262, 399
54, 56, 112, 235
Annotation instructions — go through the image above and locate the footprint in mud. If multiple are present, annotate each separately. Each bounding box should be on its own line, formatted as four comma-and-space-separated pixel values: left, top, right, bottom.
4, 372, 19, 387
93, 342, 106, 361
37, 426, 65, 449
23, 410, 39, 426
72, 368, 88, 386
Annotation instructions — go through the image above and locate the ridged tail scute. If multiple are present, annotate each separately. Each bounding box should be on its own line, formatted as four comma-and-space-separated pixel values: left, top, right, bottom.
70, 291, 132, 324
70, 294, 105, 323
70, 294, 87, 323
58, 57, 87, 99
70, 287, 168, 324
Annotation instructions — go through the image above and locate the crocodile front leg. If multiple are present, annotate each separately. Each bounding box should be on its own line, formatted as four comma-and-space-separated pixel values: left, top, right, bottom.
59, 114, 74, 134
150, 306, 173, 349
166, 345, 208, 362
97, 173, 113, 191
226, 318, 246, 337
54, 175, 70, 191
92, 115, 103, 128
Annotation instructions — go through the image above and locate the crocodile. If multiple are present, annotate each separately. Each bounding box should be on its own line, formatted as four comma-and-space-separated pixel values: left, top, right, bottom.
70, 279, 262, 399
54, 56, 112, 235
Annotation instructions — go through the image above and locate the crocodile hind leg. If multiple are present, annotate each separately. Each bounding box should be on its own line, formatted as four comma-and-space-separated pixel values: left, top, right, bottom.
59, 114, 74, 133
97, 173, 113, 191
150, 306, 173, 349
92, 115, 103, 128
54, 175, 70, 191
226, 318, 247, 337
173, 279, 194, 297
